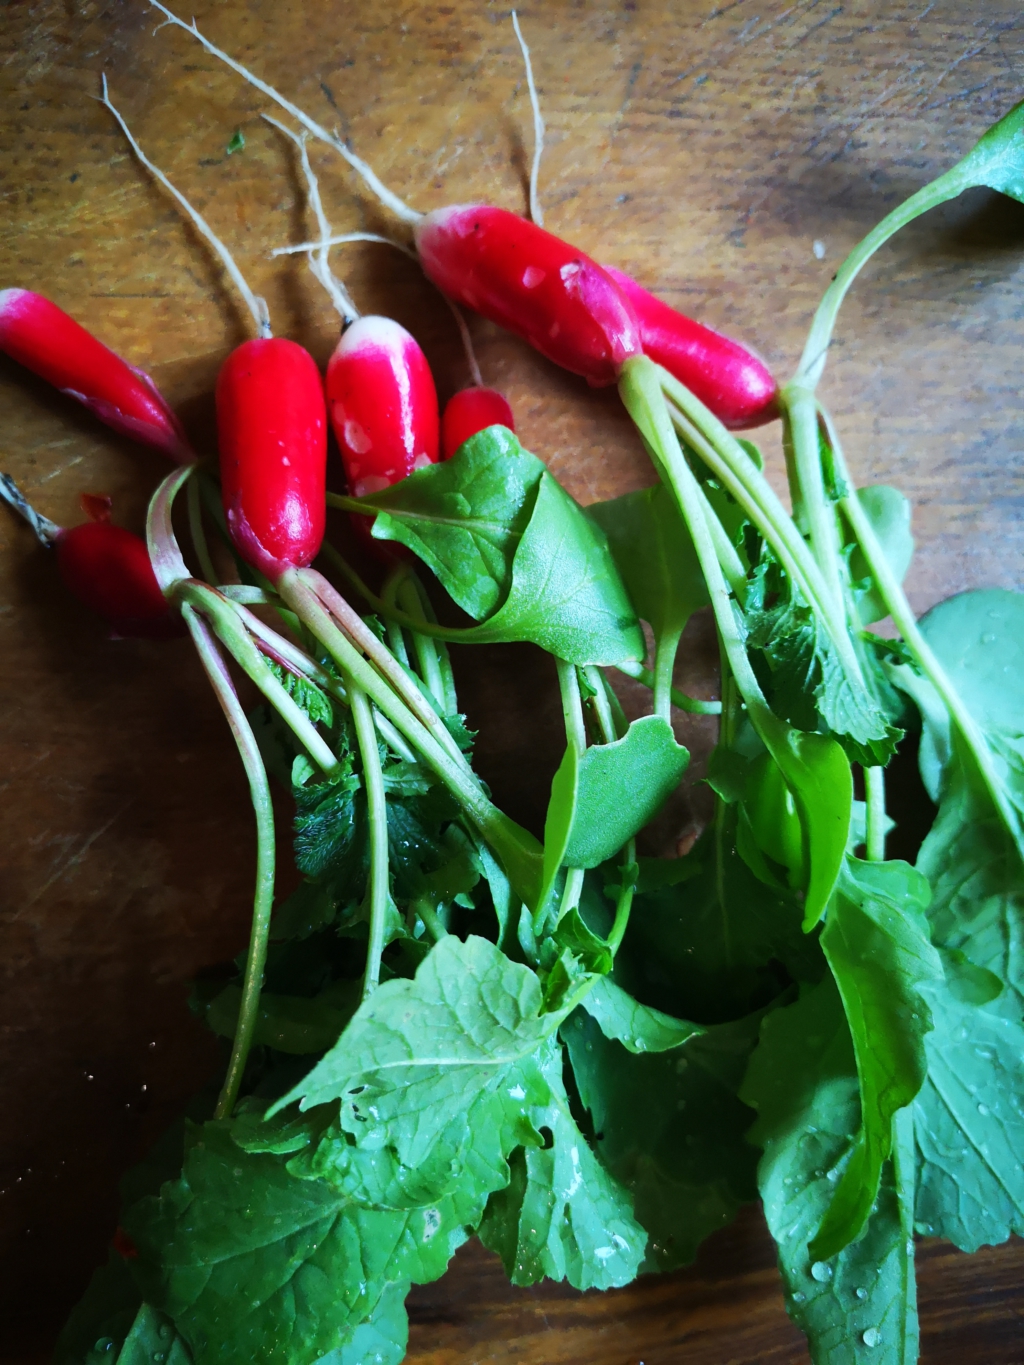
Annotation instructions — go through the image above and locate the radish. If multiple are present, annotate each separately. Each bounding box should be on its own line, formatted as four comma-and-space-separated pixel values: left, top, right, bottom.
0, 288, 192, 460
440, 385, 516, 459
99, 79, 327, 585
602, 266, 778, 430
150, 2, 775, 420
0, 474, 178, 638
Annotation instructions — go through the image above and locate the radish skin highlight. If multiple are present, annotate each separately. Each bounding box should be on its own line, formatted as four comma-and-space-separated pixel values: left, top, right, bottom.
0, 289, 191, 460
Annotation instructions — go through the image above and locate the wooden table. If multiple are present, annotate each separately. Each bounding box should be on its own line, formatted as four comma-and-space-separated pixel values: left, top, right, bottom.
1, 2, 1022, 1361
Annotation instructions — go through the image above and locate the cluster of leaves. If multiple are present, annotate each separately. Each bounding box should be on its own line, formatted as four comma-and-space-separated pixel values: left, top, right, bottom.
57, 416, 1024, 1365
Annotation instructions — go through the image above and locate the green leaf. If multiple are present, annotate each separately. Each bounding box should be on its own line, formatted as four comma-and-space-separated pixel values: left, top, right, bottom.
746, 557, 902, 768
565, 716, 689, 868
586, 483, 708, 640
201, 982, 358, 1056
267, 660, 334, 727
538, 742, 579, 914
122, 1122, 456, 1365
477, 1037, 647, 1289
613, 820, 822, 1024
953, 96, 1024, 201
920, 589, 1024, 740
741, 978, 919, 1365
554, 906, 614, 976
356, 425, 544, 619
270, 937, 564, 1160
454, 472, 644, 665
316, 1283, 407, 1365
54, 1252, 145, 1365
225, 128, 245, 155
563, 1006, 762, 1272
846, 486, 914, 627
106, 1306, 191, 1365
911, 752, 1024, 1251
764, 721, 854, 931
580, 976, 705, 1053
814, 858, 941, 1260
292, 766, 362, 882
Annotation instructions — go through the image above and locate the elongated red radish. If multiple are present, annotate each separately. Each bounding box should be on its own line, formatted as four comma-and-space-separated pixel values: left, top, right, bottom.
441, 386, 515, 459
217, 337, 327, 579
602, 266, 778, 430
0, 288, 191, 460
414, 206, 641, 387
101, 81, 327, 583
0, 474, 177, 638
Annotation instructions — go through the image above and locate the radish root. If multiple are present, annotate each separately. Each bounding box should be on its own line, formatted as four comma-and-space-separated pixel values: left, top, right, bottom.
100, 74, 271, 338
512, 11, 546, 227
264, 115, 360, 325
149, 1, 423, 227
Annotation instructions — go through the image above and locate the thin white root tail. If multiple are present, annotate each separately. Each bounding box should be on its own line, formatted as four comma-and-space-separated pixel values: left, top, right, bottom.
263, 114, 360, 325
100, 73, 270, 337
149, 1, 423, 227
512, 11, 546, 228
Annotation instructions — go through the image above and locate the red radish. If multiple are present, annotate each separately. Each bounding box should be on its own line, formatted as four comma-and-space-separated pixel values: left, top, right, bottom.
327, 316, 439, 496
0, 475, 178, 639
602, 266, 778, 430
101, 80, 327, 584
217, 337, 327, 580
413, 207, 641, 388
441, 386, 515, 459
0, 288, 191, 460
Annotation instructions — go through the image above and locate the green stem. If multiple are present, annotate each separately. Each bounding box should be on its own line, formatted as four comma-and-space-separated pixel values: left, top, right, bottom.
557, 866, 585, 924
795, 168, 967, 391
397, 575, 448, 711
657, 370, 844, 642
186, 474, 219, 586
826, 420, 1023, 850
864, 765, 887, 862
606, 839, 637, 954
350, 686, 390, 998
415, 898, 448, 941
620, 358, 778, 738
300, 566, 469, 769
276, 567, 542, 904
183, 606, 276, 1121
582, 665, 620, 741
176, 581, 339, 775
783, 384, 845, 612
556, 658, 588, 752
381, 568, 413, 669
614, 660, 722, 715
555, 658, 587, 925
891, 1104, 920, 1356
652, 629, 682, 723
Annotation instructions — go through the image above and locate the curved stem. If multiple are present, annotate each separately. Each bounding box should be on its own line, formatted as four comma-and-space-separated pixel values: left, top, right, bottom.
350, 687, 390, 998
783, 384, 845, 612
606, 840, 637, 955
397, 575, 447, 711
795, 169, 965, 391
186, 475, 219, 586
864, 765, 887, 862
183, 605, 276, 1121
556, 658, 587, 752
299, 566, 469, 769
828, 427, 1022, 849
614, 660, 722, 715
652, 628, 682, 723
276, 566, 542, 903
582, 666, 619, 742
176, 581, 339, 775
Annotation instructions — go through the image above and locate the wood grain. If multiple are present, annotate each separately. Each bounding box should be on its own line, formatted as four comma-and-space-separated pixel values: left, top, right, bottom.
1, 2, 1022, 1361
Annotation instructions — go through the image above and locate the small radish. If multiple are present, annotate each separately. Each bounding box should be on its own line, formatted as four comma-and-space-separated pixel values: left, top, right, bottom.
327, 315, 439, 496
441, 385, 515, 459
261, 120, 440, 529
0, 474, 178, 638
100, 80, 327, 585
601, 266, 778, 430
0, 288, 191, 460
